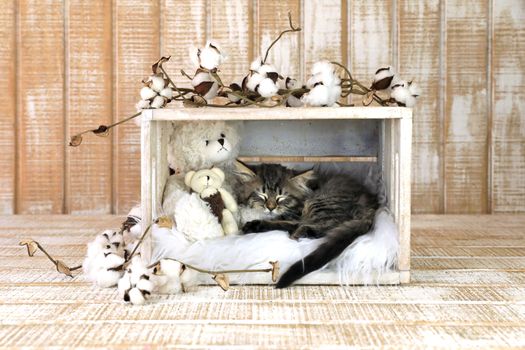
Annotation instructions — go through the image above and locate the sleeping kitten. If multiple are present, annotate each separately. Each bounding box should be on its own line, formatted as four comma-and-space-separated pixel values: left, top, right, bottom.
234, 161, 379, 288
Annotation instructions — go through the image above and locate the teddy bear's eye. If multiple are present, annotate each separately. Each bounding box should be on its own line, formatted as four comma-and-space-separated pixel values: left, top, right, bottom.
205, 140, 209, 146
220, 133, 225, 138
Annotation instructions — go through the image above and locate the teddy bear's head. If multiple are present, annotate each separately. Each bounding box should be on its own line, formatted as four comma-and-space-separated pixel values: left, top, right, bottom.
184, 168, 225, 195
167, 121, 242, 175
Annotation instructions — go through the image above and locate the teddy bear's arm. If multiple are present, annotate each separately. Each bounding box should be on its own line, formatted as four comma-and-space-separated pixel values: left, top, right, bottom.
218, 188, 238, 213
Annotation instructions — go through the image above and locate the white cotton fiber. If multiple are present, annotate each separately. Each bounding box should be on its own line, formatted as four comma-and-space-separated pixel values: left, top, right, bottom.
257, 78, 279, 98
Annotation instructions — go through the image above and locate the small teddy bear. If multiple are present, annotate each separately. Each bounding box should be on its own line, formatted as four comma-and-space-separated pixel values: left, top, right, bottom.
184, 168, 239, 235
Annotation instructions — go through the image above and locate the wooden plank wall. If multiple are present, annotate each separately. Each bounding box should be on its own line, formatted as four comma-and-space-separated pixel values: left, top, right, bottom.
0, 0, 523, 214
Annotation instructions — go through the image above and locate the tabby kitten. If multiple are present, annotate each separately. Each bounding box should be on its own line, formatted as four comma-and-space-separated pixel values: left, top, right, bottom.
234, 161, 379, 288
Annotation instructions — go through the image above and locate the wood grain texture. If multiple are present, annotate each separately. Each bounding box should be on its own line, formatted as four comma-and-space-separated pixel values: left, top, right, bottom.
444, 0, 489, 213
114, 0, 160, 214
0, 0, 524, 214
1, 214, 524, 348
303, 0, 343, 70
209, 0, 252, 85
0, 0, 15, 214
160, 0, 206, 88
399, 0, 442, 213
17, 0, 65, 214
492, 0, 525, 212
349, 0, 393, 105
256, 0, 301, 79
67, 1, 112, 214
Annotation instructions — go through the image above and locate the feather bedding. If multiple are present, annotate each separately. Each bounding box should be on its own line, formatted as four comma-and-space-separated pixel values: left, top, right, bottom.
151, 208, 398, 285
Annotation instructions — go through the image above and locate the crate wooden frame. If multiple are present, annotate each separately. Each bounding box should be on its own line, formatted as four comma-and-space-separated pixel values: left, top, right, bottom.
140, 107, 412, 284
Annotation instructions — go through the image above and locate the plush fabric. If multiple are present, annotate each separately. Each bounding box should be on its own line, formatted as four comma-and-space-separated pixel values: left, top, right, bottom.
150, 208, 398, 287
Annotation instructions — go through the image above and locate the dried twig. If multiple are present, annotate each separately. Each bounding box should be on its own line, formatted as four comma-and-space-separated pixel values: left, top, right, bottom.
263, 12, 301, 64
19, 239, 81, 277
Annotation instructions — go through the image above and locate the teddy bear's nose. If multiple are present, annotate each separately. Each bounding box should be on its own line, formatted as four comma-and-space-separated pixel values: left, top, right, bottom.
206, 176, 210, 181
218, 138, 225, 146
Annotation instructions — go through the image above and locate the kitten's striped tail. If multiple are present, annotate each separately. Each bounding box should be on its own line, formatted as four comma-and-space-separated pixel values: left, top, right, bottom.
276, 219, 374, 288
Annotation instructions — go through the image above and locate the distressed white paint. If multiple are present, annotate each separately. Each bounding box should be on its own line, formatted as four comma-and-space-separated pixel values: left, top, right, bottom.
141, 107, 412, 284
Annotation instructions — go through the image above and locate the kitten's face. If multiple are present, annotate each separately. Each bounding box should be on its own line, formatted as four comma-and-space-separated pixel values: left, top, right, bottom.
235, 162, 315, 217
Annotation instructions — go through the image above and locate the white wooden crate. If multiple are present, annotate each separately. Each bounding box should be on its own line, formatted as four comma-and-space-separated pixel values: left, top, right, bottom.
140, 107, 412, 284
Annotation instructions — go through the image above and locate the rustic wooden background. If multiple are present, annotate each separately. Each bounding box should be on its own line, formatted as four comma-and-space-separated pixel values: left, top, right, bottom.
0, 0, 523, 215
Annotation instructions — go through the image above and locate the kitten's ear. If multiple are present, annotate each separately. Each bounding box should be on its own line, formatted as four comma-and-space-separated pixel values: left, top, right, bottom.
291, 169, 316, 191
234, 159, 256, 182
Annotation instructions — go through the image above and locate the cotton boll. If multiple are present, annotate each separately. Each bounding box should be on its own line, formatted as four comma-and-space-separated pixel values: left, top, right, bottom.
135, 99, 150, 112
328, 84, 342, 106
192, 71, 219, 100
160, 87, 173, 100
117, 273, 131, 298
103, 252, 125, 269
404, 95, 417, 108
149, 75, 166, 92
286, 95, 303, 107
284, 77, 297, 89
140, 86, 157, 100
371, 66, 395, 90
250, 57, 262, 72
198, 41, 225, 70
258, 63, 277, 75
407, 81, 421, 98
154, 259, 184, 294
105, 231, 125, 255
137, 278, 154, 294
150, 95, 166, 109
180, 268, 200, 291
391, 84, 412, 107
309, 60, 340, 87
257, 78, 278, 98
128, 288, 146, 305
246, 73, 265, 92
96, 269, 122, 288
301, 84, 330, 106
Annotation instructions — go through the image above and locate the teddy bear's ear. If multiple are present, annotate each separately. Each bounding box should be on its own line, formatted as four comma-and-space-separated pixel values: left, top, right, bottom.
184, 171, 196, 187
234, 160, 256, 182
210, 167, 225, 182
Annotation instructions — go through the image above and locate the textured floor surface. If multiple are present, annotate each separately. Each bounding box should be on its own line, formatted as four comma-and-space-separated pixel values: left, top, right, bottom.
1, 214, 524, 349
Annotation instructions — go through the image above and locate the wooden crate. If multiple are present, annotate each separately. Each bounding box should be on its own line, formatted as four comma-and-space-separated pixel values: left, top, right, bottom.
140, 107, 412, 284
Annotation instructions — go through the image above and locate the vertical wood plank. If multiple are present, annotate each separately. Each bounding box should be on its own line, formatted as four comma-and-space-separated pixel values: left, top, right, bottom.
67, 1, 113, 214
492, 0, 525, 212
303, 0, 343, 74
17, 0, 64, 214
398, 0, 441, 213
349, 0, 393, 105
256, 0, 301, 79
160, 0, 206, 88
114, 0, 160, 214
209, 0, 252, 85
0, 0, 16, 214
444, 0, 489, 213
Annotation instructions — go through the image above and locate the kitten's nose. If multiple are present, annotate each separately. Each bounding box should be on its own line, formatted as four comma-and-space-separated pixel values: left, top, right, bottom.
218, 138, 225, 146
266, 200, 277, 211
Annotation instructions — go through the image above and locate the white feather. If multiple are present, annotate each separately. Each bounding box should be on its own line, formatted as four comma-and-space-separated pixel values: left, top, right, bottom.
151, 208, 398, 285
332, 209, 399, 285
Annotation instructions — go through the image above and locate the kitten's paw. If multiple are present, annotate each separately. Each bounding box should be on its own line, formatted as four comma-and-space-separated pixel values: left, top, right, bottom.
290, 226, 314, 240
242, 220, 263, 234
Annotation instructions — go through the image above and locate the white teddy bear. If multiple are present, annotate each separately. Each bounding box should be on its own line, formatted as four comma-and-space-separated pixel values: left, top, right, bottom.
184, 168, 239, 236
126, 121, 242, 239
162, 121, 242, 215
